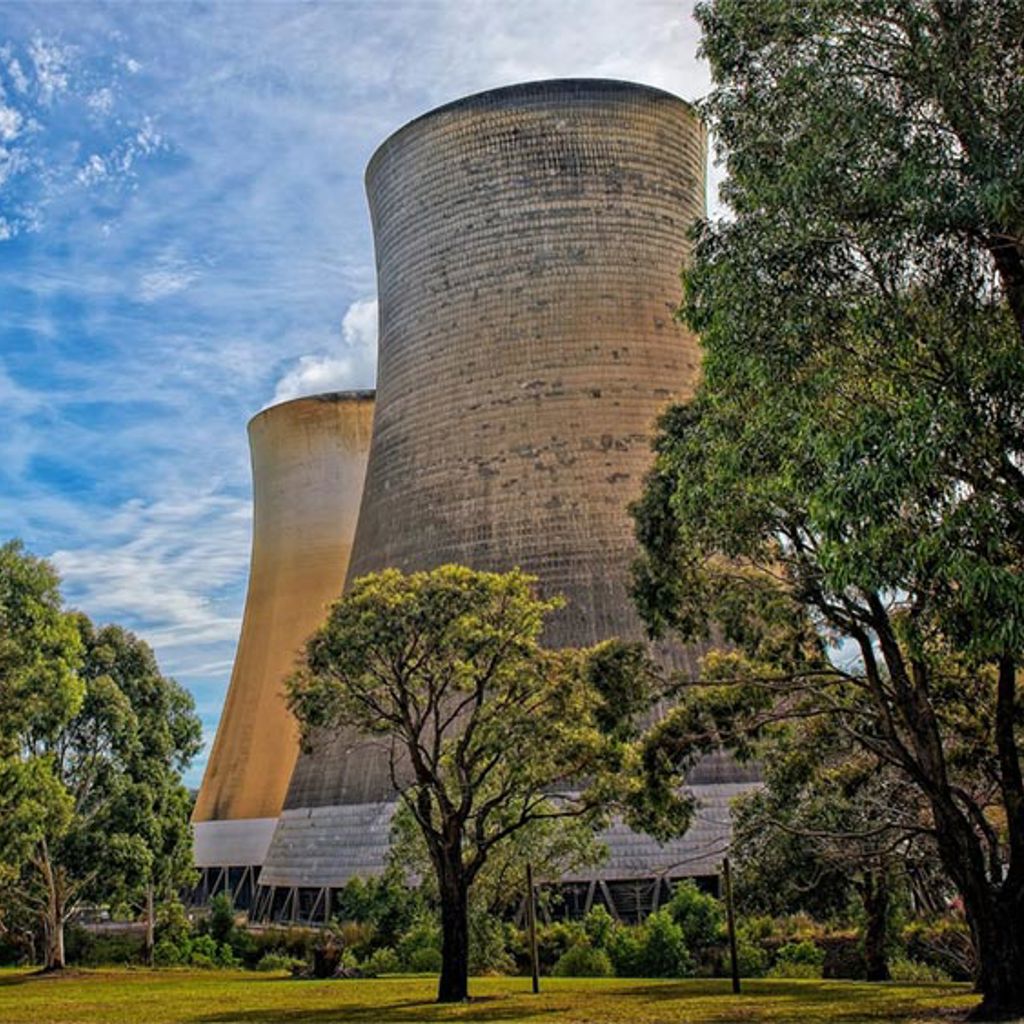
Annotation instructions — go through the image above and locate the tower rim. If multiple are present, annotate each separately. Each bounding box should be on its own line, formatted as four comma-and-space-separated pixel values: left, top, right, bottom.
365, 77, 700, 190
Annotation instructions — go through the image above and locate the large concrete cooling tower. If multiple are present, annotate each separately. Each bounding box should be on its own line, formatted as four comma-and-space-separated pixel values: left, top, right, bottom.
192, 391, 374, 905
257, 80, 755, 922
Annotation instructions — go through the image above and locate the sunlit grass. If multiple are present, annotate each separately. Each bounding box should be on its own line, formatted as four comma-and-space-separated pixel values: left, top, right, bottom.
0, 968, 974, 1024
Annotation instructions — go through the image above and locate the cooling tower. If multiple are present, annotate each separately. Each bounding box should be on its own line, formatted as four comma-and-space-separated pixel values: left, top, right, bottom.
192, 391, 374, 902
257, 80, 756, 922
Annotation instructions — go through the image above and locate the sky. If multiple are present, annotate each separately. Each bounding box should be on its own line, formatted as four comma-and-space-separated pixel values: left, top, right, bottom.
0, 1, 714, 787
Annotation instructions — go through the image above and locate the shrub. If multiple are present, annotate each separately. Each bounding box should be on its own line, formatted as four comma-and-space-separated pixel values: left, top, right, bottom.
582, 906, 615, 949
775, 939, 826, 967
364, 946, 401, 975
902, 917, 976, 982
536, 921, 586, 971
396, 917, 440, 968
153, 938, 186, 967
65, 925, 144, 966
469, 908, 514, 975
735, 939, 768, 978
606, 924, 644, 977
553, 944, 614, 977
665, 881, 725, 955
406, 947, 443, 973
207, 894, 236, 945
255, 952, 306, 974
819, 932, 866, 981
188, 933, 239, 969
889, 957, 952, 983
155, 899, 192, 948
637, 910, 692, 978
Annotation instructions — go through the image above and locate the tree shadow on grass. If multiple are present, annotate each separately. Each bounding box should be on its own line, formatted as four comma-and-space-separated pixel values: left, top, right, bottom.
190, 995, 564, 1024
609, 980, 971, 1020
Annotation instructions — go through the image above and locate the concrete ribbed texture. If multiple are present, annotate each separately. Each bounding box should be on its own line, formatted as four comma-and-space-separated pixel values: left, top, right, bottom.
260, 79, 720, 890
192, 392, 374, 867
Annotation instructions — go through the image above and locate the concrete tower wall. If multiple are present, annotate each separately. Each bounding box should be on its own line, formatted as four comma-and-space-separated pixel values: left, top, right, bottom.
193, 392, 374, 870
258, 81, 729, 899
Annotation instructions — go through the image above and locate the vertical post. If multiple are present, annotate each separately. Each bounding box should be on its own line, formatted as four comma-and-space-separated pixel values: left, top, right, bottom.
525, 863, 540, 994
723, 856, 740, 994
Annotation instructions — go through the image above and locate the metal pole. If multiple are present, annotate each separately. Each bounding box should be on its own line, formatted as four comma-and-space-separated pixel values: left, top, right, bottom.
723, 856, 741, 994
526, 862, 540, 994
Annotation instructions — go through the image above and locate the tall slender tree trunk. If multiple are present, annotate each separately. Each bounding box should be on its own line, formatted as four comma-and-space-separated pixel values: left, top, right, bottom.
40, 849, 65, 971
437, 859, 470, 1003
144, 884, 155, 967
860, 871, 890, 982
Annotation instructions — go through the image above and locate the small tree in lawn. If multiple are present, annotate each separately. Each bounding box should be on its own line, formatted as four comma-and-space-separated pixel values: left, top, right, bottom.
288, 565, 628, 1003
0, 541, 201, 969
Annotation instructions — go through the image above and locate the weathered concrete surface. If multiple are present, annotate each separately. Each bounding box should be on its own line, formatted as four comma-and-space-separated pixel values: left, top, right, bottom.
192, 392, 374, 866
261, 80, 722, 891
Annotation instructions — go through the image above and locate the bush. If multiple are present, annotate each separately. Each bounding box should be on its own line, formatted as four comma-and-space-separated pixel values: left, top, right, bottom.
188, 934, 239, 969
155, 899, 192, 948
776, 939, 826, 967
536, 921, 586, 971
768, 960, 823, 979
637, 910, 692, 978
153, 938, 186, 967
396, 917, 440, 969
606, 924, 644, 977
406, 947, 443, 973
364, 946, 401, 975
582, 906, 615, 949
902, 917, 976, 982
820, 932, 866, 981
64, 925, 144, 966
889, 957, 952, 983
735, 939, 768, 978
469, 908, 514, 975
207, 894, 236, 945
553, 944, 614, 977
665, 881, 725, 956
255, 952, 306, 974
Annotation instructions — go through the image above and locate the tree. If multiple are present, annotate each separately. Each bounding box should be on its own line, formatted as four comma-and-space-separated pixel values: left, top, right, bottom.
288, 565, 627, 1002
0, 542, 201, 969
630, 3, 1024, 1017
731, 719, 943, 980
80, 621, 201, 964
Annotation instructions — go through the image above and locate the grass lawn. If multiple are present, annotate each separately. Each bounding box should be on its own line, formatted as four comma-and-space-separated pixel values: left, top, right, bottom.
0, 969, 976, 1024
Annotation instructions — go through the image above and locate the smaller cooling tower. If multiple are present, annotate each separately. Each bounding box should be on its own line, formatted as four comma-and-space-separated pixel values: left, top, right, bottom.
192, 391, 374, 902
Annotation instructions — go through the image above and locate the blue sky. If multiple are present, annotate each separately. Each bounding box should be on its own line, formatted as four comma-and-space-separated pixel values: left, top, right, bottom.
0, 1, 712, 786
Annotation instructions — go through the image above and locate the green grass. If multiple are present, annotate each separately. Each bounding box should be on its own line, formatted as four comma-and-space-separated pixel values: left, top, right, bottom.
0, 969, 975, 1024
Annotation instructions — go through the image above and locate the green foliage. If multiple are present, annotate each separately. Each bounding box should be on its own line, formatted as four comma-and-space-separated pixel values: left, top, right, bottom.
635, 910, 692, 979
395, 916, 440, 970
254, 952, 305, 974
288, 565, 629, 1001
889, 957, 952, 984
63, 925, 144, 966
0, 544, 202, 968
664, 881, 724, 956
630, 2, 1024, 1012
468, 907, 514, 975
406, 947, 443, 973
605, 925, 644, 977
582, 906, 614, 949
775, 940, 826, 968
207, 894, 235, 945
364, 946, 401, 976
552, 944, 614, 978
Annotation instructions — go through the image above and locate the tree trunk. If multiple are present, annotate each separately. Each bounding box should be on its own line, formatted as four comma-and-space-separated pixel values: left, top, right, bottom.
964, 882, 1024, 1021
860, 871, 891, 982
144, 884, 155, 967
44, 901, 65, 971
437, 866, 470, 1003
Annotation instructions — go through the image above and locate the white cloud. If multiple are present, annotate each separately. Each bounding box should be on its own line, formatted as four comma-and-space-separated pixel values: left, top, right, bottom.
342, 296, 377, 348
87, 86, 113, 114
0, 100, 21, 141
28, 36, 72, 104
270, 354, 360, 405
76, 152, 107, 185
270, 296, 377, 405
138, 252, 201, 301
